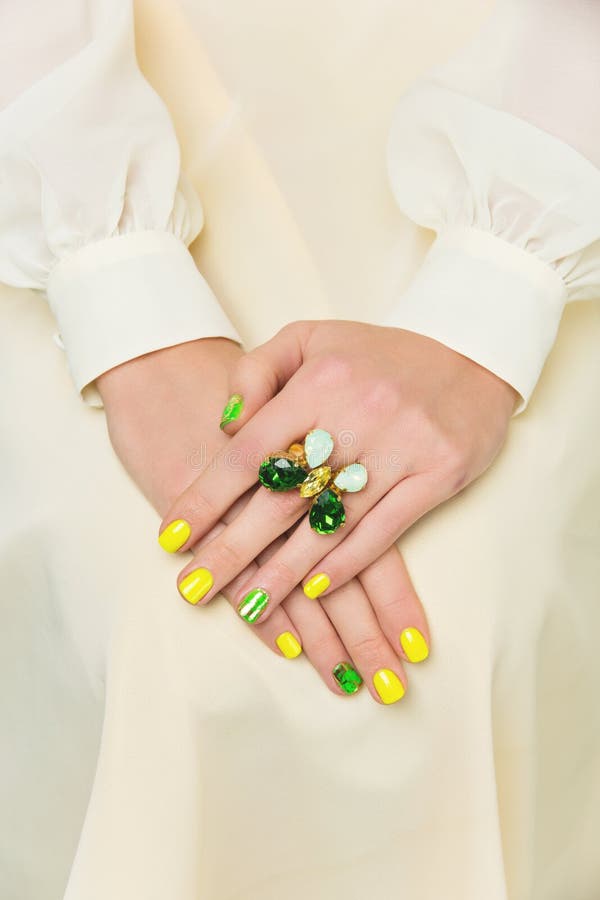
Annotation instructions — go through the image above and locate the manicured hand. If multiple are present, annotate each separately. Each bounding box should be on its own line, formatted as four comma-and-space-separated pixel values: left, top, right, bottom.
98, 337, 430, 704
160, 321, 517, 627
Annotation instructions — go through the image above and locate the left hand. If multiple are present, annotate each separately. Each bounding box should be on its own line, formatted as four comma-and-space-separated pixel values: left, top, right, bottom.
160, 320, 517, 624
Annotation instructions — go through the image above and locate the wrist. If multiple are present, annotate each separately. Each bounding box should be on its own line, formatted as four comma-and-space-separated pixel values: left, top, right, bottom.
96, 337, 242, 409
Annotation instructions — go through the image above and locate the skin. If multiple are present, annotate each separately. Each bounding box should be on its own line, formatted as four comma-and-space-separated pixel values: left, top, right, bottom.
162, 321, 518, 628
97, 336, 430, 704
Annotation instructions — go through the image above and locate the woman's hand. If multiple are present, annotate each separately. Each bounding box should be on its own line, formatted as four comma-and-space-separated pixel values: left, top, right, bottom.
97, 337, 430, 704
161, 321, 517, 626
97, 336, 241, 515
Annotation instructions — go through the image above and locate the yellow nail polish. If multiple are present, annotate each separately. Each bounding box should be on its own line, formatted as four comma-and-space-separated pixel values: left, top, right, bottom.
303, 573, 330, 599
276, 631, 303, 659
178, 568, 213, 605
158, 519, 191, 553
373, 668, 405, 704
400, 627, 429, 663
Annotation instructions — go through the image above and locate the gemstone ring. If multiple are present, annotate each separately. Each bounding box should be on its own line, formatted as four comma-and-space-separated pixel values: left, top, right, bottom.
257, 428, 368, 534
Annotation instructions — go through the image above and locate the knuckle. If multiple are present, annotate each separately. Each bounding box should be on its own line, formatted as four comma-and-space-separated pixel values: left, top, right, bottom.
379, 588, 422, 620
306, 631, 338, 662
208, 536, 246, 572
438, 440, 470, 493
374, 590, 405, 615
236, 353, 277, 397
372, 513, 401, 546
309, 354, 353, 390
180, 490, 219, 526
223, 437, 268, 475
359, 378, 401, 419
449, 466, 470, 494
272, 489, 307, 520
349, 632, 387, 670
264, 556, 299, 591
235, 353, 262, 381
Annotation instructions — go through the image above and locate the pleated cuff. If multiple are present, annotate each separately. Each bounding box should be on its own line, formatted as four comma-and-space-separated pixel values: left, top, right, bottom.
46, 230, 241, 406
382, 225, 567, 414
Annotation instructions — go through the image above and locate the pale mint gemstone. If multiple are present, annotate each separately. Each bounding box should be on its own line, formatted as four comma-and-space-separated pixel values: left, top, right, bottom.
333, 463, 368, 493
304, 429, 334, 468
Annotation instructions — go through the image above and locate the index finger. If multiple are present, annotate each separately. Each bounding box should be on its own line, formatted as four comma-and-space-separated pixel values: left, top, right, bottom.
158, 377, 316, 551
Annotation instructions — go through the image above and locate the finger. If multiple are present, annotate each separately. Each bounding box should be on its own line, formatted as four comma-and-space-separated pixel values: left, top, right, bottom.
320, 579, 408, 705
236, 593, 306, 661
183, 511, 368, 697
280, 586, 364, 697
175, 486, 308, 608
225, 576, 305, 661
358, 546, 430, 664
218, 321, 313, 432
224, 463, 397, 623
184, 520, 306, 662
207, 522, 366, 697
302, 472, 443, 596
158, 372, 318, 552
218, 532, 346, 676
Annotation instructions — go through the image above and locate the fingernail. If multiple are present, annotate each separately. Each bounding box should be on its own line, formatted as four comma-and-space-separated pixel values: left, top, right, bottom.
373, 668, 405, 704
333, 662, 363, 694
400, 627, 429, 663
220, 393, 244, 429
303, 572, 330, 599
238, 587, 269, 622
158, 519, 191, 553
276, 632, 303, 659
178, 568, 214, 605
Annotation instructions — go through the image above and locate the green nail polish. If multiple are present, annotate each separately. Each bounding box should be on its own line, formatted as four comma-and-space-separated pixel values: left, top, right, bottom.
238, 587, 269, 623
333, 662, 363, 694
220, 393, 244, 429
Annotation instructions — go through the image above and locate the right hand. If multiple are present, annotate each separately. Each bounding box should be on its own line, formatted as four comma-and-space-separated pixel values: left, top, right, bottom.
97, 337, 430, 704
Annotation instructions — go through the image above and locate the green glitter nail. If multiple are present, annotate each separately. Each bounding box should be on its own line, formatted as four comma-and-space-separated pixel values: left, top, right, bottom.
333, 662, 363, 694
220, 393, 244, 429
238, 587, 269, 623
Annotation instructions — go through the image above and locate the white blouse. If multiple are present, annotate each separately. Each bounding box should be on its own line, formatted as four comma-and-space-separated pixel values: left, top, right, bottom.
385, 0, 600, 412
1, 0, 599, 412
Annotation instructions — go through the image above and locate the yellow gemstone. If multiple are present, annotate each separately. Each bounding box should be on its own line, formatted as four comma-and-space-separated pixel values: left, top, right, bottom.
299, 465, 332, 498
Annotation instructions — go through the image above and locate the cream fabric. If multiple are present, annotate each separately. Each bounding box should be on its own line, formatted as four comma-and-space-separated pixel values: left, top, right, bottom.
1, 1, 600, 899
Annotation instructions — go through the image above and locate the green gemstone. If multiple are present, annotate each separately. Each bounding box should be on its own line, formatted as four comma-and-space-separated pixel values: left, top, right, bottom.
309, 489, 345, 534
333, 662, 363, 694
220, 393, 244, 429
258, 456, 308, 491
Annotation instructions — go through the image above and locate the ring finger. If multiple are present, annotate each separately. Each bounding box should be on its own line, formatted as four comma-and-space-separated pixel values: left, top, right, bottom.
319, 579, 408, 705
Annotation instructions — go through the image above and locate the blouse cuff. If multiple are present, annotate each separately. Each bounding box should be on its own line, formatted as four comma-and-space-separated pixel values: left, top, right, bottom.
46, 230, 242, 406
382, 225, 567, 414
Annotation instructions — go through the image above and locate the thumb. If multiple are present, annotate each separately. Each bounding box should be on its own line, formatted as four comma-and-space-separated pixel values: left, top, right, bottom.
219, 320, 312, 433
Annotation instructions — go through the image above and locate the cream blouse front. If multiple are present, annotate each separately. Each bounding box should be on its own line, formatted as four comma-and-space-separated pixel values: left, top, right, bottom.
0, 0, 599, 411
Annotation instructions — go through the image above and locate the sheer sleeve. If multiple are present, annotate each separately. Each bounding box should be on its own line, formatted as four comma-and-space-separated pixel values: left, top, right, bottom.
0, 0, 241, 405
384, 0, 600, 412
